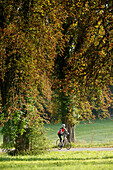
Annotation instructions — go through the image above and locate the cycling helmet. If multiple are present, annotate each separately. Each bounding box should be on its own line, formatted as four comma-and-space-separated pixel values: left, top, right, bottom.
62, 124, 65, 128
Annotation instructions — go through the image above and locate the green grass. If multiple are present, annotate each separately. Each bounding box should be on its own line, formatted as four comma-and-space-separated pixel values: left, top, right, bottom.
0, 150, 113, 169
45, 119, 113, 148
76, 119, 113, 143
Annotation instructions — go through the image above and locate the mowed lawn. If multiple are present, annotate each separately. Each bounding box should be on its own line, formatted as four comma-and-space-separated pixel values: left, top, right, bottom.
0, 151, 113, 169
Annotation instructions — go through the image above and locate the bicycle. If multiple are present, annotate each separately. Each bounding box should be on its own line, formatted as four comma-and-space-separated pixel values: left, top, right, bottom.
56, 134, 71, 150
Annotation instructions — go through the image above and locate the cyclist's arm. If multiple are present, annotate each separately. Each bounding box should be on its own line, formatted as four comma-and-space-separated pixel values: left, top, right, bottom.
65, 128, 69, 135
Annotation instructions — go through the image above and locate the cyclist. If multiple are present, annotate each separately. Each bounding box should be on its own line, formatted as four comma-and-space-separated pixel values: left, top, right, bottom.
57, 124, 69, 146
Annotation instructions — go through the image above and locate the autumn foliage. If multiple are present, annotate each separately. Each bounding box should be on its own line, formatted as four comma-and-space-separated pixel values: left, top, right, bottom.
0, 0, 113, 149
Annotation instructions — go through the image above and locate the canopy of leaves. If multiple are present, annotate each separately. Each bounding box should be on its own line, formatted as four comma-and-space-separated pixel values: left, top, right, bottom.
52, 0, 113, 124
0, 0, 64, 150
0, 0, 113, 145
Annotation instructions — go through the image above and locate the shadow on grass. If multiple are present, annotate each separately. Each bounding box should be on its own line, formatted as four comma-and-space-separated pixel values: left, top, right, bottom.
0, 155, 113, 162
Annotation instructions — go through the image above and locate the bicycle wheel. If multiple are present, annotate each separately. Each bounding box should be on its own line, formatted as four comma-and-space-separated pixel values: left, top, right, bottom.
65, 142, 71, 150
56, 139, 62, 150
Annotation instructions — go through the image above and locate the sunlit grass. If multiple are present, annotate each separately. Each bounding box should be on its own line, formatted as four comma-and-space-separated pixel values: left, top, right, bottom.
0, 150, 113, 169
75, 119, 113, 143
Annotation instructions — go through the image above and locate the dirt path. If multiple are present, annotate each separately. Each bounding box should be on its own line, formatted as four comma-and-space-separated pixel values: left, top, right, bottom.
0, 149, 3, 152
1, 148, 113, 153
53, 147, 113, 151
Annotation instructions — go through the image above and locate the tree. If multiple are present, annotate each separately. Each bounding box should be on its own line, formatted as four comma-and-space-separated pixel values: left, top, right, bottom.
52, 0, 113, 142
0, 0, 63, 152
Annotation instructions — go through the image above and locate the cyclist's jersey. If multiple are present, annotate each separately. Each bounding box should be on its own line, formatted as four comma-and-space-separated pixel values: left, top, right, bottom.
58, 127, 69, 135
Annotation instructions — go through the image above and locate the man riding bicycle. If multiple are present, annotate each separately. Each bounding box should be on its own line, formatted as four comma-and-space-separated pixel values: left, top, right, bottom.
57, 124, 69, 146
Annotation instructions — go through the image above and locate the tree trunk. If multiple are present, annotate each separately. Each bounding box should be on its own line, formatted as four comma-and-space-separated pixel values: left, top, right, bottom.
71, 126, 75, 143
59, 92, 76, 143
66, 124, 75, 143
1, 80, 9, 145
15, 131, 29, 152
3, 135, 8, 146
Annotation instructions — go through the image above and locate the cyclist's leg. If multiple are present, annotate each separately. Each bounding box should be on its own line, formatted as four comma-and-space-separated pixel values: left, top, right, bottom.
63, 134, 66, 143
65, 138, 71, 150
58, 134, 62, 144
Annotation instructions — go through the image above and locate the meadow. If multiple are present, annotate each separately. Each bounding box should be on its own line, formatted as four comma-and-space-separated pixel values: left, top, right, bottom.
0, 119, 113, 169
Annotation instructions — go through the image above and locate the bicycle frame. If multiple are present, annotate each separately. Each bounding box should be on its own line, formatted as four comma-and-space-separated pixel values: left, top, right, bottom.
56, 135, 71, 150
63, 135, 68, 145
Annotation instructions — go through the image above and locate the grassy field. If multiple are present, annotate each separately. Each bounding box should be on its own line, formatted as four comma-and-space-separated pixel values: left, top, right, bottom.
0, 150, 113, 169
45, 118, 113, 147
